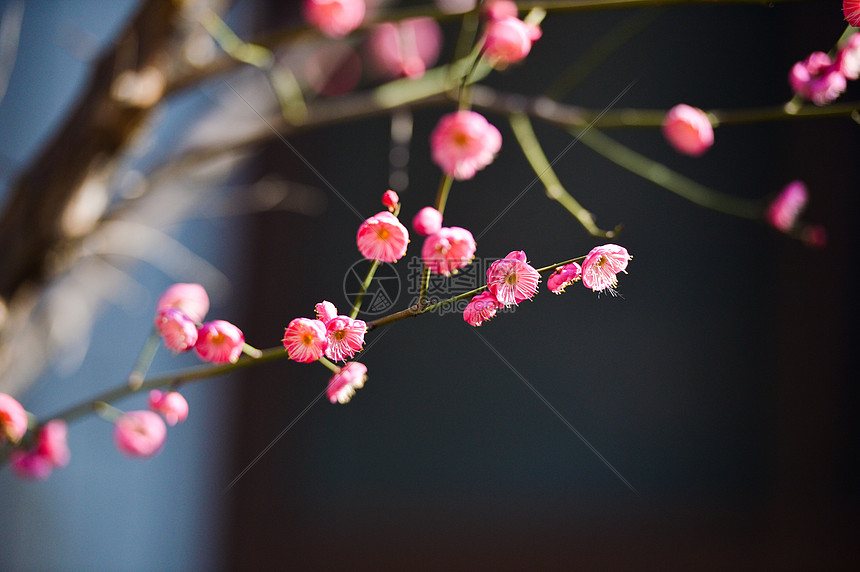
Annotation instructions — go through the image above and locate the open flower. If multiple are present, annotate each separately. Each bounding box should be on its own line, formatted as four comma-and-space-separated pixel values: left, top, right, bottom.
155, 283, 209, 324
303, 0, 366, 38
327, 361, 368, 404
422, 226, 477, 276
845, 1, 860, 28
581, 244, 631, 293
1, 392, 28, 445
486, 251, 540, 306
114, 410, 167, 458
356, 211, 410, 262
283, 317, 329, 363
324, 316, 367, 362
155, 308, 198, 353
662, 104, 714, 157
463, 292, 502, 327
195, 320, 245, 364
547, 262, 582, 294
149, 390, 189, 426
430, 110, 502, 180
766, 181, 808, 232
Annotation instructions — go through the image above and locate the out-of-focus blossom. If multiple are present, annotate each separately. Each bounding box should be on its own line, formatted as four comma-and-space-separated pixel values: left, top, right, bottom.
36, 420, 70, 468
463, 292, 502, 326
412, 206, 443, 236
304, 44, 362, 97
837, 33, 860, 80
662, 104, 714, 157
114, 410, 167, 458
149, 390, 189, 426
10, 451, 53, 480
1, 392, 28, 444
357, 211, 410, 262
283, 318, 329, 363
366, 18, 442, 79
422, 227, 477, 276
156, 283, 209, 323
303, 0, 366, 38
581, 244, 632, 293
483, 16, 541, 66
789, 52, 846, 106
766, 181, 808, 232
327, 361, 368, 404
486, 251, 540, 306
483, 0, 518, 21
195, 320, 245, 364
547, 263, 582, 294
430, 111, 502, 180
155, 308, 198, 353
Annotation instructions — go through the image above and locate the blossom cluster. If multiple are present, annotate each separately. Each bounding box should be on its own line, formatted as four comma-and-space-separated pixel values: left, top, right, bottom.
462, 245, 632, 327
789, 30, 860, 106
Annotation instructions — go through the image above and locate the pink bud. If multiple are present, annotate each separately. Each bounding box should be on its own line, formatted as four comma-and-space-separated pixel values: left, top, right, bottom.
0, 392, 28, 445
547, 263, 582, 294
662, 104, 714, 157
156, 283, 209, 323
194, 320, 245, 364
412, 206, 443, 236
484, 16, 537, 66
155, 308, 199, 353
303, 0, 366, 38
315, 300, 338, 324
149, 390, 189, 426
114, 410, 167, 458
430, 110, 502, 180
381, 190, 400, 211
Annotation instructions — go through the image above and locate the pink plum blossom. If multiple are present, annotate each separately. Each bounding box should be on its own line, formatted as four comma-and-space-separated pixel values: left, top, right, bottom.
1, 392, 28, 444
836, 33, 860, 80
766, 181, 808, 232
9, 420, 70, 480
789, 52, 846, 106
283, 317, 329, 363
483, 16, 541, 66
421, 226, 477, 276
547, 262, 582, 294
155, 283, 209, 323
315, 300, 338, 324
194, 320, 245, 364
149, 390, 189, 426
303, 0, 366, 38
356, 211, 410, 262
10, 451, 54, 480
36, 420, 70, 468
581, 244, 632, 293
381, 190, 400, 211
155, 308, 198, 353
662, 104, 714, 157
845, 1, 860, 28
366, 18, 443, 79
483, 0, 518, 21
324, 316, 367, 362
412, 206, 443, 236
430, 110, 502, 180
463, 292, 503, 327
486, 251, 540, 306
327, 361, 368, 404
114, 410, 167, 458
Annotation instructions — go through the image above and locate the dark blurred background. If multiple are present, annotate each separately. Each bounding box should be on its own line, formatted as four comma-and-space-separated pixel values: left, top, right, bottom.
1, 1, 857, 570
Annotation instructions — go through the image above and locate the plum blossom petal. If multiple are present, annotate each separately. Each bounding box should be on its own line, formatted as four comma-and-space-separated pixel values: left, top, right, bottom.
463, 291, 502, 326
581, 244, 632, 293
486, 250, 540, 306
327, 361, 368, 404
283, 318, 329, 363
357, 211, 410, 262
430, 111, 502, 180
114, 410, 167, 458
